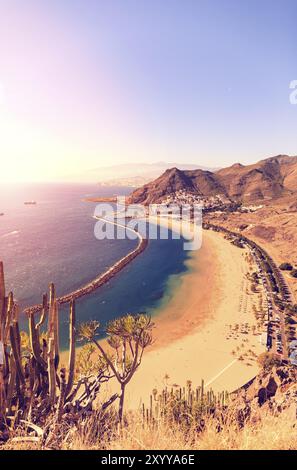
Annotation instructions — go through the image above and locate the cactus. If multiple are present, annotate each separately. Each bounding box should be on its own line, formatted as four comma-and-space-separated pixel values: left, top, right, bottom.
28, 312, 47, 369
56, 368, 66, 423
1, 262, 148, 435
47, 338, 56, 405
48, 283, 59, 369
141, 381, 230, 429
6, 353, 16, 414
36, 293, 48, 330
9, 323, 25, 385
201, 379, 204, 400
48, 283, 55, 339
53, 300, 60, 369
0, 268, 66, 422
66, 300, 76, 398
4, 292, 14, 344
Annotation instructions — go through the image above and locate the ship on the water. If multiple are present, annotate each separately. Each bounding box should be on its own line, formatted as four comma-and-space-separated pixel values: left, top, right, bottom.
24, 201, 37, 205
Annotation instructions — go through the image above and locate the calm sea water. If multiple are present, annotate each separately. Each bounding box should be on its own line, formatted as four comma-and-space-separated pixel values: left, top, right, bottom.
0, 183, 190, 349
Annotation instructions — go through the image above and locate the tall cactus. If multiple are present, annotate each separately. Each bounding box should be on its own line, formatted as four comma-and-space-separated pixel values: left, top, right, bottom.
48, 283, 55, 339
47, 338, 56, 405
36, 293, 48, 330
57, 368, 66, 423
6, 353, 16, 414
53, 300, 60, 369
4, 292, 14, 344
9, 323, 25, 385
28, 312, 47, 369
66, 300, 76, 398
0, 262, 112, 433
48, 283, 59, 369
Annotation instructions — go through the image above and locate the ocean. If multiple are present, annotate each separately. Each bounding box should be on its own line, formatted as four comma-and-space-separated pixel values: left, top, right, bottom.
0, 183, 191, 348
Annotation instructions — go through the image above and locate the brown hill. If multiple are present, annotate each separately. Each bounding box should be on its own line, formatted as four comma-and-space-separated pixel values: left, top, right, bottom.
129, 167, 226, 204
128, 154, 297, 205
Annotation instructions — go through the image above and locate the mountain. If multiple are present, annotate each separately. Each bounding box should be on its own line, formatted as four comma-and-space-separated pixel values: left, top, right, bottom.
128, 155, 297, 205
129, 167, 226, 204
215, 155, 297, 201
78, 161, 218, 184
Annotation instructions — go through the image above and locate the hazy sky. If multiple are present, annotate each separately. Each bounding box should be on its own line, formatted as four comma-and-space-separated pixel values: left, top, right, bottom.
0, 0, 296, 182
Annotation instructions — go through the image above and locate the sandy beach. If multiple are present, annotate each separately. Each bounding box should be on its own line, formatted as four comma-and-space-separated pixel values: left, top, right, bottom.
98, 227, 266, 408
61, 226, 266, 408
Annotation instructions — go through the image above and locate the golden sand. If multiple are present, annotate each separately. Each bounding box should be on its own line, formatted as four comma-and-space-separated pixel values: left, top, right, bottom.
61, 228, 266, 408
111, 229, 266, 408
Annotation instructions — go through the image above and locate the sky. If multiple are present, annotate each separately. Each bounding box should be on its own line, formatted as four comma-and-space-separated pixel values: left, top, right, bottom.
0, 0, 296, 182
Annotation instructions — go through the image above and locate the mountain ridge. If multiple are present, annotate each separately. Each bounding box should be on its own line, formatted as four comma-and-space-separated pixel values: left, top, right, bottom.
128, 154, 297, 205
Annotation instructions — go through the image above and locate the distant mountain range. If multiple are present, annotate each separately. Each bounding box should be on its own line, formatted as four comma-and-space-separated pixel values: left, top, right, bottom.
128, 155, 297, 205
79, 161, 218, 185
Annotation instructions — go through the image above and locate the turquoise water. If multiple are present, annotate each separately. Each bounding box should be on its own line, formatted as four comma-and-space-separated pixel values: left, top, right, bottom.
0, 183, 191, 349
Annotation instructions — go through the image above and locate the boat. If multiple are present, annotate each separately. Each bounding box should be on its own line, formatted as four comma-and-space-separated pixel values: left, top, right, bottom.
24, 201, 37, 205
0, 213, 4, 216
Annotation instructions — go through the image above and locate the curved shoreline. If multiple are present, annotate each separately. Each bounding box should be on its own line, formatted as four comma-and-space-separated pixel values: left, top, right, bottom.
25, 217, 148, 315
59, 224, 267, 404
120, 228, 267, 407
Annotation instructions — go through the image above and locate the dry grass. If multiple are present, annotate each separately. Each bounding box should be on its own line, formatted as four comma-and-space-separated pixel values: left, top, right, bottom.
2, 406, 296, 451
2, 371, 297, 451
52, 405, 297, 451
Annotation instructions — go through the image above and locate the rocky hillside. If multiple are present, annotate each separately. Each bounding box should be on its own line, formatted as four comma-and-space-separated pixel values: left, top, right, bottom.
203, 197, 297, 302
128, 154, 297, 204
234, 364, 297, 426
128, 167, 226, 204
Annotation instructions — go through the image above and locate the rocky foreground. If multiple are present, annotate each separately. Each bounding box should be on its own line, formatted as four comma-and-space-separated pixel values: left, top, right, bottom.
234, 364, 297, 428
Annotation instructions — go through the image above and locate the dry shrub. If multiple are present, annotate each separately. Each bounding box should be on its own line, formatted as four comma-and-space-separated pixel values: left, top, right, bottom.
60, 407, 119, 450
65, 404, 297, 451
2, 405, 296, 451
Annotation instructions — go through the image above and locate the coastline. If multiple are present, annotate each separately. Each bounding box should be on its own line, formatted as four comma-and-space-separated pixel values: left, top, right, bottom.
25, 217, 148, 315
99, 228, 266, 408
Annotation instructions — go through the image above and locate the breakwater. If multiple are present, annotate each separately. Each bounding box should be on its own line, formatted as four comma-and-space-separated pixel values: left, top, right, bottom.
25, 217, 148, 315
